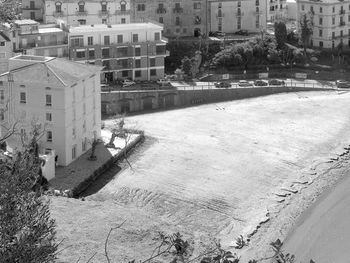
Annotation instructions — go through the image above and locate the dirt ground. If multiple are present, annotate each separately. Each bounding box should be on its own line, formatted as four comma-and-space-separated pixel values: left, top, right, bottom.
51, 90, 350, 262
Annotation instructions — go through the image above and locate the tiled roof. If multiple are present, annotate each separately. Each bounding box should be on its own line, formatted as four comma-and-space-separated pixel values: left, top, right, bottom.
69, 22, 162, 33
4, 56, 101, 87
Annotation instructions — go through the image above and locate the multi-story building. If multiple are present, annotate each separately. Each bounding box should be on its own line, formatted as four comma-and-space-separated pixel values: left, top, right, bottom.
5, 20, 68, 57
68, 22, 168, 82
44, 0, 131, 26
0, 32, 12, 74
297, 0, 350, 48
268, 0, 288, 22
208, 0, 268, 34
130, 0, 210, 37
21, 0, 45, 22
0, 55, 102, 166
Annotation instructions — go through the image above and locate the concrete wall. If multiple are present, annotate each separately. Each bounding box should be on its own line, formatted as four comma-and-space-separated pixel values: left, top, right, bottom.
101, 86, 327, 115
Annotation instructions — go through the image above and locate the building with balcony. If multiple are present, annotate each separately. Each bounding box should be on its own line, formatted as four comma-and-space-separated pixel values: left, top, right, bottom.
3, 20, 68, 58
268, 0, 288, 22
297, 0, 350, 48
45, 0, 131, 26
0, 55, 102, 166
208, 0, 268, 34
130, 0, 210, 37
68, 22, 168, 83
21, 0, 45, 22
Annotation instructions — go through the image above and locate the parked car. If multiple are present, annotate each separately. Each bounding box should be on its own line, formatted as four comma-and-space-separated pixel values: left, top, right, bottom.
254, 80, 268, 86
157, 78, 171, 85
336, 80, 350, 88
268, 79, 285, 86
238, 80, 253, 87
234, 30, 249, 36
215, 82, 231, 88
122, 79, 135, 87
209, 31, 225, 37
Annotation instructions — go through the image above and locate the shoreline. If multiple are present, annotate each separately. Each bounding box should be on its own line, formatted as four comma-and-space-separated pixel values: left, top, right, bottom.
242, 142, 350, 262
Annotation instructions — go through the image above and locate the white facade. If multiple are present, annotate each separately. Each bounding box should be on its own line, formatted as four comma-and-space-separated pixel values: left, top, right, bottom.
209, 0, 268, 33
0, 55, 102, 166
297, 0, 350, 48
45, 0, 131, 26
268, 0, 288, 22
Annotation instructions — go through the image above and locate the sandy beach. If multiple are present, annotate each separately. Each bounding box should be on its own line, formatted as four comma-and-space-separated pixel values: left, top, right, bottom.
51, 90, 350, 262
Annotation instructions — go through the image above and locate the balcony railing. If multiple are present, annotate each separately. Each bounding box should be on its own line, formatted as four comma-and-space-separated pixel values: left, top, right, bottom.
339, 9, 345, 15
115, 10, 131, 15
156, 8, 166, 14
173, 7, 183, 14
99, 10, 109, 17
339, 21, 346, 26
75, 11, 88, 16
53, 11, 64, 17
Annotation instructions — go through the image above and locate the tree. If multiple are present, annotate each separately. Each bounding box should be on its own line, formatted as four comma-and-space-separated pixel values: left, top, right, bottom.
299, 13, 313, 56
181, 56, 193, 76
0, 132, 57, 262
274, 21, 287, 49
0, 0, 21, 23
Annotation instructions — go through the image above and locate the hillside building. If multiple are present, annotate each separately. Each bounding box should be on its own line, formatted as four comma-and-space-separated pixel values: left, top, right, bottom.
297, 0, 350, 48
0, 55, 102, 166
68, 22, 168, 82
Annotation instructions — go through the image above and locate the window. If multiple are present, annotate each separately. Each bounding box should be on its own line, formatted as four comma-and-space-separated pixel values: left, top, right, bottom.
150, 58, 156, 67
83, 103, 86, 114
135, 47, 141, 56
55, 2, 62, 12
137, 4, 145, 11
332, 6, 335, 13
256, 16, 260, 28
88, 36, 93, 45
82, 138, 87, 151
135, 70, 141, 77
20, 92, 26, 104
78, 1, 85, 12
76, 50, 85, 58
46, 113, 52, 122
0, 90, 4, 103
256, 0, 259, 5
301, 4, 304, 11
0, 110, 4, 121
104, 35, 110, 45
101, 1, 107, 11
150, 69, 156, 76
319, 29, 322, 37
319, 41, 323, 47
46, 94, 52, 106
102, 48, 109, 58
72, 145, 77, 159
176, 17, 180, 26
83, 120, 86, 132
78, 19, 86, 25
332, 16, 335, 25
194, 2, 201, 9
88, 49, 95, 58
159, 17, 163, 23
121, 18, 126, 24
120, 1, 126, 11
319, 17, 323, 25
348, 14, 350, 22
102, 19, 107, 24
135, 59, 141, 68
47, 131, 53, 142
155, 32, 160, 41
122, 70, 128, 77
117, 34, 123, 43
132, 34, 138, 43
219, 2, 222, 8
320, 7, 322, 13
72, 127, 76, 138
341, 30, 343, 37
194, 16, 201, 24
0, 41, 5, 46
71, 37, 84, 47
332, 31, 335, 39
237, 17, 241, 30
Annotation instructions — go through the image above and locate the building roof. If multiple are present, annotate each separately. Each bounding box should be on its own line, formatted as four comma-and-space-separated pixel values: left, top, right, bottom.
2, 55, 101, 87
14, 19, 39, 26
69, 22, 163, 34
38, 27, 63, 34
0, 31, 10, 42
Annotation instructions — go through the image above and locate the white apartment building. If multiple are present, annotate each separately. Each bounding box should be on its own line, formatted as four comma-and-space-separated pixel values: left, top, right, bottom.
268, 0, 288, 22
0, 32, 12, 74
68, 22, 168, 82
209, 0, 268, 33
0, 55, 102, 166
297, 0, 350, 48
45, 0, 131, 26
